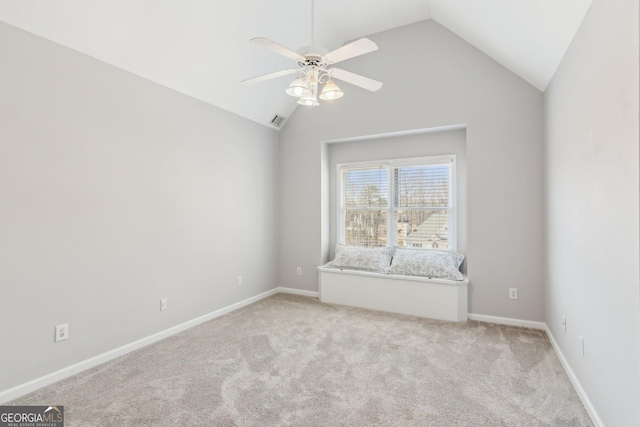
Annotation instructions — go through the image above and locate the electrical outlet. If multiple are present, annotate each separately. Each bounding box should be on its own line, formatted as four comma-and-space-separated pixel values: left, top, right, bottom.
296, 267, 302, 276
160, 298, 168, 311
579, 335, 585, 356
509, 288, 518, 300
55, 324, 68, 342
562, 315, 566, 332
237, 276, 243, 286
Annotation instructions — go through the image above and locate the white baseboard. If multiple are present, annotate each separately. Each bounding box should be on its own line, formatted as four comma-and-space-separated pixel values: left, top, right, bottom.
0, 288, 283, 404
545, 326, 603, 427
0, 287, 321, 403
1, 289, 602, 427
467, 313, 546, 330
469, 314, 602, 426
275, 286, 319, 298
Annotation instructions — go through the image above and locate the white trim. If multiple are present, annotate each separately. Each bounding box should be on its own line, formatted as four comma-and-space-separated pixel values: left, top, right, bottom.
467, 313, 546, 330
324, 124, 467, 144
467, 315, 602, 426
1, 289, 602, 427
0, 288, 290, 403
545, 325, 604, 427
275, 286, 319, 298
317, 266, 468, 285
337, 154, 456, 169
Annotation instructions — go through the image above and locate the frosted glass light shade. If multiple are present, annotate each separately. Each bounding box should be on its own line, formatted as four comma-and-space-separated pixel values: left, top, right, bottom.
297, 94, 319, 106
286, 79, 311, 97
319, 80, 344, 100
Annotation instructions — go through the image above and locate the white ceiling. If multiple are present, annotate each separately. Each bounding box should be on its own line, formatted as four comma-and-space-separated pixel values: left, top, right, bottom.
0, 0, 593, 129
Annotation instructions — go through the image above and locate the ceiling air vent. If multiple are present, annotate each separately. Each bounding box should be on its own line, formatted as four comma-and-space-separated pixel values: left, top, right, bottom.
269, 114, 287, 129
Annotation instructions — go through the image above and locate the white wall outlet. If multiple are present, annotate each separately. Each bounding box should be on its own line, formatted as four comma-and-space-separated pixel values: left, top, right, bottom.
562, 315, 567, 332
579, 335, 585, 356
160, 298, 168, 311
296, 267, 302, 276
508, 288, 518, 300
237, 275, 243, 286
55, 324, 68, 342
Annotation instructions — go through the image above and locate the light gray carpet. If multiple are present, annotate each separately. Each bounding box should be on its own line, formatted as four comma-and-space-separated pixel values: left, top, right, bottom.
10, 294, 592, 426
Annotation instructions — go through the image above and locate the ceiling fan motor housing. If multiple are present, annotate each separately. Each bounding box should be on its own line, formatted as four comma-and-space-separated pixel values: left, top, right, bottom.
296, 45, 329, 57
301, 55, 325, 68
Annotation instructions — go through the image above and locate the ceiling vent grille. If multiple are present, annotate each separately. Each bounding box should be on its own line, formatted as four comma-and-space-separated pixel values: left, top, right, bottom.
269, 114, 287, 129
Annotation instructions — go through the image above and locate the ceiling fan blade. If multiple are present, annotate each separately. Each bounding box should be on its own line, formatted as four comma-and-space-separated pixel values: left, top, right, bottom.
323, 38, 378, 64
330, 68, 383, 92
250, 38, 305, 62
241, 68, 301, 85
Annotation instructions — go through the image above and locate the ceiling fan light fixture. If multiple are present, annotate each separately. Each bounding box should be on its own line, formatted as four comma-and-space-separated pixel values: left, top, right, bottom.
243, 0, 381, 110
319, 80, 344, 100
286, 78, 311, 97
297, 92, 319, 106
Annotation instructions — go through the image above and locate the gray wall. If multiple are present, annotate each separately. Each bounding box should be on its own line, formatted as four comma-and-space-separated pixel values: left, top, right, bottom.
0, 22, 279, 392
544, 0, 640, 425
327, 129, 467, 271
279, 20, 545, 321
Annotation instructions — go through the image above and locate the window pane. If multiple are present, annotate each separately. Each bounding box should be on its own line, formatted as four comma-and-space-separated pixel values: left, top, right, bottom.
344, 209, 387, 247
397, 210, 448, 250
338, 157, 455, 250
342, 167, 388, 208
395, 165, 449, 208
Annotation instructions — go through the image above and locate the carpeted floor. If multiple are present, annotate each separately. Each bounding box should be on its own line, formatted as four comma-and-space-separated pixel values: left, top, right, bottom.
10, 294, 592, 426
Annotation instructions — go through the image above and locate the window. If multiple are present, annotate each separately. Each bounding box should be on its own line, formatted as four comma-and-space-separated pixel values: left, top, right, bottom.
338, 156, 456, 250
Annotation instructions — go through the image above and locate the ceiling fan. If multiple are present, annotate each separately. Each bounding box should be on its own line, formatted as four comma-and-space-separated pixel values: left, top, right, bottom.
241, 1, 383, 106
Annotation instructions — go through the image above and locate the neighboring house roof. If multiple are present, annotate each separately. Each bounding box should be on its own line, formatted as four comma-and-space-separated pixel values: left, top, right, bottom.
405, 212, 448, 244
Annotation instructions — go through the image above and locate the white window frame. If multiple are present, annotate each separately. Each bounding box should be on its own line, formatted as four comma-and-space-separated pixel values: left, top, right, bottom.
337, 155, 457, 251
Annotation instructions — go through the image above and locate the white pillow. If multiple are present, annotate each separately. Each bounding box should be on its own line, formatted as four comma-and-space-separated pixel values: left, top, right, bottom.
326, 244, 394, 274
389, 248, 464, 280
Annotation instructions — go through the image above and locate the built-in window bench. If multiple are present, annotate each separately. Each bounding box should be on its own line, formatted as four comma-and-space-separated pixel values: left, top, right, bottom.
317, 266, 469, 322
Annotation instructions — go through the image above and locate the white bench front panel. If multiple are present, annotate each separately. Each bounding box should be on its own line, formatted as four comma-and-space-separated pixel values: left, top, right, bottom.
318, 267, 468, 322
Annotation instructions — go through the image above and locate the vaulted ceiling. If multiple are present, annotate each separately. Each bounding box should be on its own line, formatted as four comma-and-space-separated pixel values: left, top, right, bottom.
0, 0, 593, 129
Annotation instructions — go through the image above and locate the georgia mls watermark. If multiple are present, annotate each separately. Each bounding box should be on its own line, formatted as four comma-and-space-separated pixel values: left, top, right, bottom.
0, 406, 64, 427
